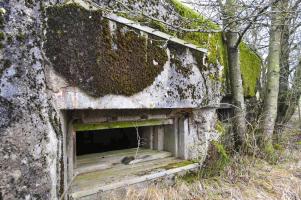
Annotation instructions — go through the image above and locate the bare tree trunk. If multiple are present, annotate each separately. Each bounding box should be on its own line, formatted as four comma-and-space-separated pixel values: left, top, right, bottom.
277, 0, 291, 123
281, 59, 301, 123
224, 0, 247, 150
277, 26, 290, 117
276, 0, 301, 125
261, 1, 282, 148
226, 32, 247, 149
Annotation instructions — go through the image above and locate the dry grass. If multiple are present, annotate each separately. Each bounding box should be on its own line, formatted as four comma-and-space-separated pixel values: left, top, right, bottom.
107, 135, 301, 200
107, 155, 301, 200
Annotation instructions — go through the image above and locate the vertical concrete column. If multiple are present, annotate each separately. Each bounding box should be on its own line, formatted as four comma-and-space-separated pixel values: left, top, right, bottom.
153, 126, 164, 151
66, 119, 75, 183
164, 118, 178, 157
178, 117, 189, 159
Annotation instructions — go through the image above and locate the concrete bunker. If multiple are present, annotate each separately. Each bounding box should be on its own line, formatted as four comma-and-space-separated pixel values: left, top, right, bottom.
0, 0, 264, 199
44, 2, 222, 199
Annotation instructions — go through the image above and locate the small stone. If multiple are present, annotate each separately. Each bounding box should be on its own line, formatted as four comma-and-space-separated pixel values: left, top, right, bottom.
0, 8, 6, 15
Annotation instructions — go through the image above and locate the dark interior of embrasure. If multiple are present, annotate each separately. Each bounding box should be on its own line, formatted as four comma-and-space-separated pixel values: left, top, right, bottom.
76, 127, 139, 156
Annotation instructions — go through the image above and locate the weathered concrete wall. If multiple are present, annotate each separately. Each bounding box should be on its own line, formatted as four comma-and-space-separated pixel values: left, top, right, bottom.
0, 1, 64, 199
44, 3, 222, 109
187, 109, 219, 161
0, 1, 222, 199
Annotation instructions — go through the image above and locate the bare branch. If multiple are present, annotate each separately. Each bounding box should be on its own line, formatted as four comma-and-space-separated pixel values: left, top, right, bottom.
114, 0, 223, 33
235, 0, 282, 47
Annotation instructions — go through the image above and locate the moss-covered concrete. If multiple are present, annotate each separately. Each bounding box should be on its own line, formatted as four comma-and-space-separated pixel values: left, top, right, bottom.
164, 160, 196, 170
239, 43, 261, 97
122, 0, 261, 97
45, 3, 168, 97
116, 2, 223, 68
169, 0, 261, 97
45, 1, 261, 98
169, 0, 226, 68
74, 119, 171, 132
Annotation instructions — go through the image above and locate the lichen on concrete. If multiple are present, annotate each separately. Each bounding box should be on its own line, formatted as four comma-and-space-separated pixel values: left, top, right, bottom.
169, 44, 193, 78
45, 3, 168, 97
0, 1, 64, 199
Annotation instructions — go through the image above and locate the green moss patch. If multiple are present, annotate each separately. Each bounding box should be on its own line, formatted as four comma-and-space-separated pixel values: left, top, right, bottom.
117, 1, 223, 70
239, 43, 261, 97
169, 0, 261, 97
169, 0, 262, 97
164, 160, 196, 170
169, 0, 226, 68
74, 119, 171, 132
0, 32, 4, 41
45, 3, 168, 97
16, 30, 26, 42
215, 120, 226, 135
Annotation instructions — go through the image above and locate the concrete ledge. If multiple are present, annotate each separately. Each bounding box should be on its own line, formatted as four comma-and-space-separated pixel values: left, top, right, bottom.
74, 119, 174, 131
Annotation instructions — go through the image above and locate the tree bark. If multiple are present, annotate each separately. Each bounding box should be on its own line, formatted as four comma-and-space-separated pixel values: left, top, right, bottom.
281, 59, 301, 123
226, 33, 247, 149
277, 0, 291, 123
276, 0, 301, 125
224, 0, 247, 150
261, 1, 282, 148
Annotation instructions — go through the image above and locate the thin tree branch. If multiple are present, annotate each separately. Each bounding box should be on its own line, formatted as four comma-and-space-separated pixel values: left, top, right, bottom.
235, 0, 282, 47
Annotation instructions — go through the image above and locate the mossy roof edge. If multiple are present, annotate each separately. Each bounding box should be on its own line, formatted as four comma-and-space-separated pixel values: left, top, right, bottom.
105, 14, 208, 53
65, 0, 208, 54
